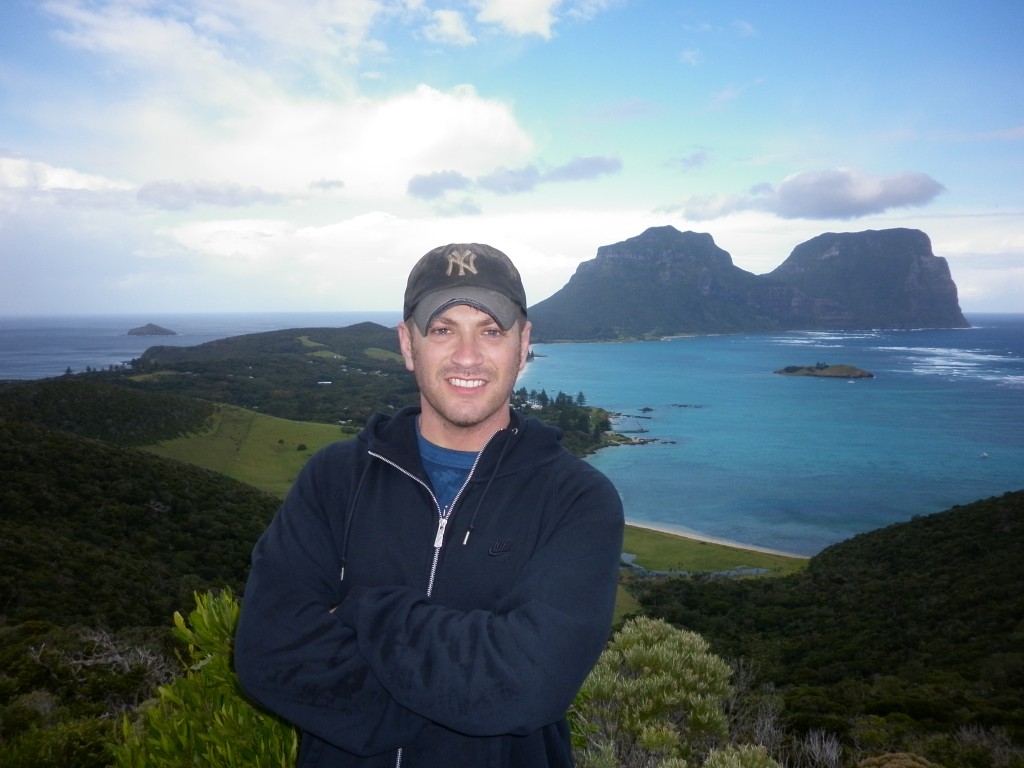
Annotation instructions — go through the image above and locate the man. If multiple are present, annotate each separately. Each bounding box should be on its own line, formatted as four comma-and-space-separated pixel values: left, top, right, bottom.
235, 243, 624, 767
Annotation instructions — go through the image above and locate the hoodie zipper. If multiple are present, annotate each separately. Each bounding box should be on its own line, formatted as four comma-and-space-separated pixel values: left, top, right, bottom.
368, 442, 489, 597
368, 436, 495, 768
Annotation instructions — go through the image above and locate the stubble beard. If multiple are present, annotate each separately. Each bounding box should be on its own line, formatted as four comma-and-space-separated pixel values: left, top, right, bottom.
418, 366, 513, 430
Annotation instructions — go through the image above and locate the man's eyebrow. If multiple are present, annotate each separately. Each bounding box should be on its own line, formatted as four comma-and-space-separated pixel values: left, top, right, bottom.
431, 311, 502, 329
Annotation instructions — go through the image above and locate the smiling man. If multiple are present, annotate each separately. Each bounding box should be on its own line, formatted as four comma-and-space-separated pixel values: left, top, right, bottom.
235, 243, 624, 767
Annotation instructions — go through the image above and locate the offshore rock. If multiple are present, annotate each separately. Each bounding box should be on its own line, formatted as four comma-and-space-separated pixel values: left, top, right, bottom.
128, 323, 177, 336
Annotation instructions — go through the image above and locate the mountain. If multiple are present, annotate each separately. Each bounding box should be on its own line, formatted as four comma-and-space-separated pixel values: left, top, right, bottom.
528, 226, 968, 341
765, 228, 967, 329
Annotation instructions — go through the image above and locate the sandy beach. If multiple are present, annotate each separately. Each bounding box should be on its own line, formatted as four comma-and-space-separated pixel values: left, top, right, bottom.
625, 519, 810, 560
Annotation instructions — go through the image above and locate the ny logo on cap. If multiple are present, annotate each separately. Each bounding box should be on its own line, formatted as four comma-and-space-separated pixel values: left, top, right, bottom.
445, 249, 478, 277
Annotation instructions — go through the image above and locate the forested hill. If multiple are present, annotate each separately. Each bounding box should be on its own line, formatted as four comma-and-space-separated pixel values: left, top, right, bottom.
0, 418, 278, 629
0, 377, 215, 446
636, 488, 1024, 748
126, 321, 418, 424
136, 321, 400, 366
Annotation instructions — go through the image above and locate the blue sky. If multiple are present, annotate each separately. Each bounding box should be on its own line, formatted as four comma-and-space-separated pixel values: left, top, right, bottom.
1, 0, 1022, 315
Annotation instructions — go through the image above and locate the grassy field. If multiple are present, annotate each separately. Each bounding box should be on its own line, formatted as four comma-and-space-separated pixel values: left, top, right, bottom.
612, 526, 807, 623
622, 525, 806, 576
144, 404, 352, 497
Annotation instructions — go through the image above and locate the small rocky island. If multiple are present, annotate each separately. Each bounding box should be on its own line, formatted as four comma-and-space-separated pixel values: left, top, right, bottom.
127, 323, 177, 336
775, 363, 874, 378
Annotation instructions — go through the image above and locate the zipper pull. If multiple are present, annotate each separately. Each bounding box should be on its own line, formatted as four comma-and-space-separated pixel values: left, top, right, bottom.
433, 516, 448, 548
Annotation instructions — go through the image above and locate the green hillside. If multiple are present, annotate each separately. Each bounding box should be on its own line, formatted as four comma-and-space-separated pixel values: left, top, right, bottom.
126, 322, 418, 424
144, 403, 350, 497
0, 377, 215, 446
0, 419, 277, 629
635, 489, 1024, 760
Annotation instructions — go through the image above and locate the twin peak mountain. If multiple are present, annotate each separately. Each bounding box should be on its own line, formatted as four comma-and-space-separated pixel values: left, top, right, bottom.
527, 226, 968, 342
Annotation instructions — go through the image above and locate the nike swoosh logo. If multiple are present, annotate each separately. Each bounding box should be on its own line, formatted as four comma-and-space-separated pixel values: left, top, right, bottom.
488, 538, 513, 556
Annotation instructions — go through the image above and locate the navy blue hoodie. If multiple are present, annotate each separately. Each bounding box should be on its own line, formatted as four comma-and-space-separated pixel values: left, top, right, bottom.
235, 406, 624, 767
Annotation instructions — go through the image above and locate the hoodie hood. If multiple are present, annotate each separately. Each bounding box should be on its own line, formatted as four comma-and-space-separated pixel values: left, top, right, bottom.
359, 406, 567, 481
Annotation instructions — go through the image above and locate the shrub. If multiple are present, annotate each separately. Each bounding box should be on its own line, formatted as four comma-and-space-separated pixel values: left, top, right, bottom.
705, 744, 782, 768
571, 616, 734, 767
111, 590, 297, 768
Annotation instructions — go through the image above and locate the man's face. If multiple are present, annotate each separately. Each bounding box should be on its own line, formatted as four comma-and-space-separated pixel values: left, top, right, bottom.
398, 303, 531, 451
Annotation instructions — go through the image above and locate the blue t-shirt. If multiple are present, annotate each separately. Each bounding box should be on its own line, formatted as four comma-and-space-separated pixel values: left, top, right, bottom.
416, 430, 477, 514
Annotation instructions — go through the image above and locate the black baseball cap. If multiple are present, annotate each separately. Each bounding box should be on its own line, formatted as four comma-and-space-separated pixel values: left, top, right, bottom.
403, 243, 528, 334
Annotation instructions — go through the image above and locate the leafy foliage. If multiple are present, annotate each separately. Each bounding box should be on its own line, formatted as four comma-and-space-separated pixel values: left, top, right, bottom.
571, 616, 734, 767
0, 621, 175, 768
112, 590, 297, 768
704, 744, 782, 768
112, 597, 774, 768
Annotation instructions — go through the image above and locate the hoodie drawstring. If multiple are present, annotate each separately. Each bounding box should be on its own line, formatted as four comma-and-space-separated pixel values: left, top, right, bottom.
338, 464, 372, 582
461, 426, 518, 545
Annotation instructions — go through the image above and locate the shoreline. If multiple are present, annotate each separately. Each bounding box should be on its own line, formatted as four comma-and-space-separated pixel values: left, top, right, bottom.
625, 519, 811, 560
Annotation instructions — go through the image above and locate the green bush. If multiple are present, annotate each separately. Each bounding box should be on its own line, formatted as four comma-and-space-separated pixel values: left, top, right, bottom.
0, 717, 113, 768
110, 595, 780, 768
571, 616, 734, 767
111, 590, 297, 768
704, 744, 781, 768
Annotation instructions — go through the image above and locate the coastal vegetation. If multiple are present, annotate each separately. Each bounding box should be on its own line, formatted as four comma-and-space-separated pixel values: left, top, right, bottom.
0, 323, 1020, 767
634, 490, 1024, 766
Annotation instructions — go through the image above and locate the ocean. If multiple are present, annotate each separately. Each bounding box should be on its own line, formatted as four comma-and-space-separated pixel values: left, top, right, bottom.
2, 312, 1022, 556
520, 314, 1024, 556
0, 312, 403, 380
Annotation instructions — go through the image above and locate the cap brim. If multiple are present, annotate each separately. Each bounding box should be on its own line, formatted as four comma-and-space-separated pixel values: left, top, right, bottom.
409, 287, 522, 334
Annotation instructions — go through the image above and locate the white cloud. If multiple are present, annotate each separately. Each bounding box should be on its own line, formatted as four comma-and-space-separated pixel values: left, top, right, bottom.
424, 10, 477, 45
680, 168, 946, 221
732, 20, 758, 37
137, 180, 286, 211
409, 155, 620, 198
667, 150, 710, 173
474, 0, 563, 38
0, 153, 132, 193
678, 49, 701, 66
408, 170, 474, 199
46, 0, 384, 67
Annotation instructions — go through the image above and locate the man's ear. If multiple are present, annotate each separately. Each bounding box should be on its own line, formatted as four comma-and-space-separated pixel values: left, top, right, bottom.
397, 321, 416, 373
518, 321, 532, 371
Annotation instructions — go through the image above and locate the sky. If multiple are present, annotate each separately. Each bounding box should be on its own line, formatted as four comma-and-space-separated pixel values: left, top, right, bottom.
1, 0, 1022, 316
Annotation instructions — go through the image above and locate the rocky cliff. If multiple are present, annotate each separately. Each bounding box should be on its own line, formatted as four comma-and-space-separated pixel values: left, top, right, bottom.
528, 226, 967, 341
764, 228, 967, 329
